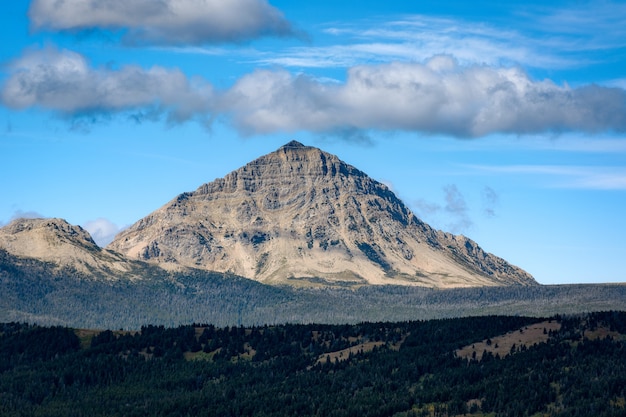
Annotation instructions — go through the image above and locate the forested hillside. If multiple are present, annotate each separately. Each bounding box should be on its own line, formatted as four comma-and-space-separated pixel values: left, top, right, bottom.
1, 312, 625, 416
2, 248, 626, 329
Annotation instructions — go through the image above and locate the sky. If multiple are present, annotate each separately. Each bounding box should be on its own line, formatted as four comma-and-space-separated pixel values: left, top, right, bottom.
1, 0, 625, 285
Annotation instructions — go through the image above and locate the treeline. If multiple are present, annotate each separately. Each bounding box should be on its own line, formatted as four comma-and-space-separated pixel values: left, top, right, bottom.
2, 248, 626, 329
1, 312, 625, 416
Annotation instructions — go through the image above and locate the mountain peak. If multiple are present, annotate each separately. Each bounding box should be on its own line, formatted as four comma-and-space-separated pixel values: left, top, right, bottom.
0, 217, 100, 264
1, 217, 97, 248
280, 140, 307, 149
108, 143, 536, 288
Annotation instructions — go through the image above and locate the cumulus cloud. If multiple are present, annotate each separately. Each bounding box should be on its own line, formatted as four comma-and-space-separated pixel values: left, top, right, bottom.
83, 218, 124, 247
28, 0, 295, 45
3, 49, 626, 138
1, 46, 213, 124
220, 56, 626, 137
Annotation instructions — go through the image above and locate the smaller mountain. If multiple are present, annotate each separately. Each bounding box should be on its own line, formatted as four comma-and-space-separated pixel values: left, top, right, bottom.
0, 218, 138, 280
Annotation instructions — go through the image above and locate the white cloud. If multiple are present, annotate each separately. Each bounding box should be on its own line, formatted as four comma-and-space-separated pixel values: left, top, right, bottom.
83, 218, 124, 247
220, 57, 626, 137
1, 46, 214, 124
3, 48, 626, 138
28, 0, 295, 45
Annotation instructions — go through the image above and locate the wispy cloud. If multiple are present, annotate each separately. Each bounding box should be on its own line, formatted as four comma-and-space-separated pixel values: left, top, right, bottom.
254, 16, 561, 70
0, 210, 47, 227
520, 1, 626, 51
413, 199, 441, 219
482, 186, 499, 218
252, 8, 624, 71
413, 185, 477, 234
83, 218, 125, 247
606, 79, 626, 90
150, 46, 232, 56
11, 210, 46, 220
443, 184, 472, 233
469, 165, 626, 190
520, 137, 626, 153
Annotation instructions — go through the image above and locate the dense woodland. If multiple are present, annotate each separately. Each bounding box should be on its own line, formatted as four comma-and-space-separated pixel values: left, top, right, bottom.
1, 312, 626, 416
2, 248, 626, 329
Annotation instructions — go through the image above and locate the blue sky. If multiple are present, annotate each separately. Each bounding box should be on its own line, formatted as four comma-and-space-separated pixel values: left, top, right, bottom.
1, 0, 625, 285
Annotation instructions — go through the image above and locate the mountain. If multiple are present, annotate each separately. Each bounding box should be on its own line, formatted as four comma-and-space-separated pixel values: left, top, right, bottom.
108, 141, 536, 288
0, 217, 140, 280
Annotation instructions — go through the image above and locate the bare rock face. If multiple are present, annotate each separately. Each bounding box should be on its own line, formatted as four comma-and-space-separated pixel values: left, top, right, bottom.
108, 141, 536, 288
0, 218, 137, 279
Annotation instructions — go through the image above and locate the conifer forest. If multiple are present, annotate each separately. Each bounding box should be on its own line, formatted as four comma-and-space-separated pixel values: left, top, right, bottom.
2, 312, 625, 416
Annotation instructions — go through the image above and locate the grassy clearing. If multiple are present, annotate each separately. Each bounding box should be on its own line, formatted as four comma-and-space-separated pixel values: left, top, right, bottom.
315, 341, 386, 365
456, 320, 561, 361
74, 328, 102, 349
315, 335, 405, 365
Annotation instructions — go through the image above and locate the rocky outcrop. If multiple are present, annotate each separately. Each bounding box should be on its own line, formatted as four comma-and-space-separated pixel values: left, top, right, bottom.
109, 141, 536, 288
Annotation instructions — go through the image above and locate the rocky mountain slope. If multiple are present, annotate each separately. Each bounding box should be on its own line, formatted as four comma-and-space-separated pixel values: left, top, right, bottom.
0, 218, 140, 280
108, 141, 536, 288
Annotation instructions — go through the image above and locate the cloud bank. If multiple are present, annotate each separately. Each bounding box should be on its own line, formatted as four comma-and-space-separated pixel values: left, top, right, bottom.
28, 0, 295, 45
2, 49, 626, 138
223, 59, 626, 137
